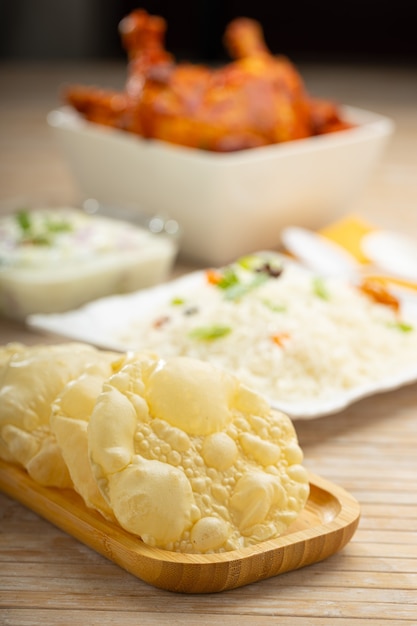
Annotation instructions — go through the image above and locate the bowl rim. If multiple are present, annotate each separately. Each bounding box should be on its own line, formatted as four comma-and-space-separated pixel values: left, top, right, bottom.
47, 104, 395, 164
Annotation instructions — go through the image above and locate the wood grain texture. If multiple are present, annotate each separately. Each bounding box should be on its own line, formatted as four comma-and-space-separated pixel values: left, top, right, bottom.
0, 461, 360, 593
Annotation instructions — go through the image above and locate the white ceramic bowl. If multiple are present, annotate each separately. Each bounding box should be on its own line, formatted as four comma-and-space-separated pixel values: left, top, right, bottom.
48, 106, 394, 266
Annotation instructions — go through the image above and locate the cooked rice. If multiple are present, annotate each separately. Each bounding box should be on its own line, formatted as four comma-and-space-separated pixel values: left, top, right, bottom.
116, 254, 417, 409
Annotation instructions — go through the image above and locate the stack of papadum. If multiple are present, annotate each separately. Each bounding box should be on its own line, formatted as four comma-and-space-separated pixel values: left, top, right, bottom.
0, 342, 309, 553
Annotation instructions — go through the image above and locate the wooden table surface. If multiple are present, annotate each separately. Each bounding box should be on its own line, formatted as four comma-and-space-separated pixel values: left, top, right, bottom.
1, 61, 417, 625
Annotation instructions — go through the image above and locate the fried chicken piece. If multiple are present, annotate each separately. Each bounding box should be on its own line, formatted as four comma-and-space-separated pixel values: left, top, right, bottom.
309, 98, 354, 135
119, 8, 174, 100
127, 16, 313, 150
64, 9, 173, 134
63, 86, 129, 128
63, 9, 352, 152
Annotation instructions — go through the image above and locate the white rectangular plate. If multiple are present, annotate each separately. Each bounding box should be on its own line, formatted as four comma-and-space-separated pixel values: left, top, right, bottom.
27, 254, 417, 419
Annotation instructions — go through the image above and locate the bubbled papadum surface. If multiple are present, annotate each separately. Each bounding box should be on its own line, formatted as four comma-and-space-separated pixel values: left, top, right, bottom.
0, 343, 309, 553
88, 355, 309, 553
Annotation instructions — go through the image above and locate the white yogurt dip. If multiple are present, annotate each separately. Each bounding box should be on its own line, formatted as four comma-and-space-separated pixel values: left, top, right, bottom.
0, 208, 177, 319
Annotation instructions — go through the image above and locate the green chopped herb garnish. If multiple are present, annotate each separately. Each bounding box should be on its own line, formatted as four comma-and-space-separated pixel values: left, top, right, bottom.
236, 254, 263, 271
15, 209, 73, 246
171, 297, 185, 305
387, 321, 414, 332
216, 268, 240, 290
16, 210, 32, 233
223, 272, 269, 300
312, 276, 330, 300
211, 256, 282, 301
188, 325, 232, 340
44, 217, 73, 233
237, 254, 284, 278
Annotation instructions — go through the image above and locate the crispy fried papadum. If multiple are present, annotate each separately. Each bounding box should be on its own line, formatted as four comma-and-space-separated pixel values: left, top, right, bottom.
50, 352, 146, 519
88, 355, 309, 553
0, 343, 119, 487
1, 342, 309, 553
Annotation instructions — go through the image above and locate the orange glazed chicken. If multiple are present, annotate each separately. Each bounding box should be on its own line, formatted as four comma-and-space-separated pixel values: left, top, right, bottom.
64, 9, 352, 152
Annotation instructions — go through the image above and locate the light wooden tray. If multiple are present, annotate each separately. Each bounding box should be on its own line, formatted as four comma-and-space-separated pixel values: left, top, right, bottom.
0, 459, 360, 594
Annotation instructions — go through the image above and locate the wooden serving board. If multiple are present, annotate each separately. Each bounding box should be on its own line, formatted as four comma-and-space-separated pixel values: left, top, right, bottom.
0, 459, 360, 594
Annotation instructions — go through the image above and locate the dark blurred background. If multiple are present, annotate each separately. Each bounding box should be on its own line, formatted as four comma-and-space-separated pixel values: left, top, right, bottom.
1, 0, 416, 65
